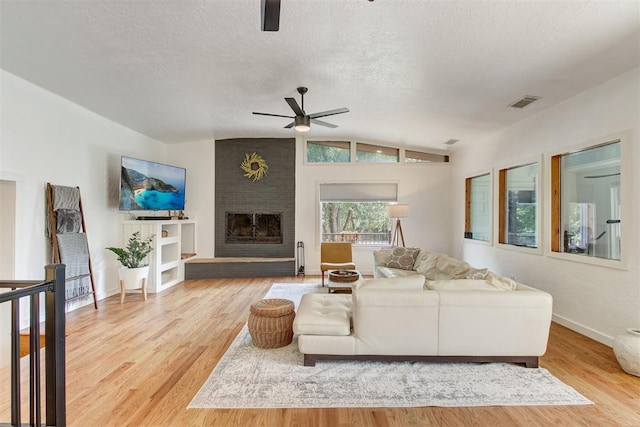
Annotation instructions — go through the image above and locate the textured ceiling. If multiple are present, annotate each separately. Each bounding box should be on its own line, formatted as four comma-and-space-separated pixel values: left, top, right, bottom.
1, 0, 639, 149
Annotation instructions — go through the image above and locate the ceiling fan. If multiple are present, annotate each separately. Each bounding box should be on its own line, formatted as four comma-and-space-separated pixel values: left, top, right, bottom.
261, 0, 281, 31
253, 87, 349, 132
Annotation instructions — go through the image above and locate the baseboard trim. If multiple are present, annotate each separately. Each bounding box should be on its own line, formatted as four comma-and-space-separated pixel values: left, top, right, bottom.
552, 314, 614, 347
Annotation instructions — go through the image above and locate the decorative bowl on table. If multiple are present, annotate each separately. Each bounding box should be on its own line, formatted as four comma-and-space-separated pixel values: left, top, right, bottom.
329, 270, 359, 283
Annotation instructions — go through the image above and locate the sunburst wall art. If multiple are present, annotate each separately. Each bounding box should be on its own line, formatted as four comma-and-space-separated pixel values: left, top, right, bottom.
240, 152, 268, 182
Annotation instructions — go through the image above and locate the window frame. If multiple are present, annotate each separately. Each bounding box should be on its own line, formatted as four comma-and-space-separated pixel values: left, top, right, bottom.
464, 170, 493, 246
496, 157, 543, 255
355, 142, 400, 163
405, 149, 450, 163
305, 140, 351, 164
316, 181, 399, 249
546, 131, 629, 270
303, 138, 452, 166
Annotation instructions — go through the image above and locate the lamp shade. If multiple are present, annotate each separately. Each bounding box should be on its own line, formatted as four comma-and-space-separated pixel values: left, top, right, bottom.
387, 204, 410, 218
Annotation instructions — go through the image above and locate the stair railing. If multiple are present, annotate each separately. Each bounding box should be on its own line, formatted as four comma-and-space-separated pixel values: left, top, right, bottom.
0, 264, 66, 427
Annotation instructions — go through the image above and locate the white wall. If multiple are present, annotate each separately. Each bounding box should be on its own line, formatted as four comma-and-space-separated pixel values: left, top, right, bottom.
295, 137, 453, 275
170, 137, 454, 267
0, 70, 168, 307
166, 140, 216, 258
0, 180, 16, 367
450, 67, 640, 345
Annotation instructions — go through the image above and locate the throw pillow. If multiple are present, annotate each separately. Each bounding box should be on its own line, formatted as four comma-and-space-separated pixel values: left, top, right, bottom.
414, 251, 441, 279
485, 272, 518, 291
383, 247, 421, 270
455, 267, 489, 280
373, 249, 393, 267
433, 254, 472, 280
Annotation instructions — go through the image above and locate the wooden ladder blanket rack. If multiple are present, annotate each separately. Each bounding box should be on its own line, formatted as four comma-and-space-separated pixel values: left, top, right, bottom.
46, 183, 98, 309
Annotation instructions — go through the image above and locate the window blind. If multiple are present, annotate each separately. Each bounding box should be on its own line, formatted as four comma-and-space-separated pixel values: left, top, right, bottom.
319, 183, 398, 202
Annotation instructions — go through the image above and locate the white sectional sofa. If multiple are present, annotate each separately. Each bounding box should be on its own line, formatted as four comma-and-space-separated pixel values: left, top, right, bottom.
293, 249, 553, 368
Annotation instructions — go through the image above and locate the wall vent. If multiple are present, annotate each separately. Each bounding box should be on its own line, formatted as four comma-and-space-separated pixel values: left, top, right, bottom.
444, 139, 459, 145
509, 95, 541, 109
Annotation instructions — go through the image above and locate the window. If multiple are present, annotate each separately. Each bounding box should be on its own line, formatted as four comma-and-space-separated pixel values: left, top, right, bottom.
499, 163, 538, 248
465, 173, 491, 242
405, 150, 449, 163
306, 140, 451, 165
356, 143, 399, 163
551, 140, 621, 260
307, 141, 351, 163
319, 183, 397, 245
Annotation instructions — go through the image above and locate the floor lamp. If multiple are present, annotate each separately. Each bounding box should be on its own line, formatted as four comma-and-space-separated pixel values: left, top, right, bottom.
387, 204, 409, 247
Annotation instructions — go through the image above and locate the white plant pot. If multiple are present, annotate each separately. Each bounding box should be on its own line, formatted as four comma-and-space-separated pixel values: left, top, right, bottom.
118, 266, 150, 290
613, 328, 640, 377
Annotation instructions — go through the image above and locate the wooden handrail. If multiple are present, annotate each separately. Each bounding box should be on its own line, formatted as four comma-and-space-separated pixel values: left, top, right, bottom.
1, 264, 66, 427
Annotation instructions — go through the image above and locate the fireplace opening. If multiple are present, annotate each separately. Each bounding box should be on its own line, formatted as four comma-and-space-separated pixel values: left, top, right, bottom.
226, 213, 283, 244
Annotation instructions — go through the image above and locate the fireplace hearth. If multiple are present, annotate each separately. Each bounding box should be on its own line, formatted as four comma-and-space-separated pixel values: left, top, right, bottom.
226, 213, 283, 244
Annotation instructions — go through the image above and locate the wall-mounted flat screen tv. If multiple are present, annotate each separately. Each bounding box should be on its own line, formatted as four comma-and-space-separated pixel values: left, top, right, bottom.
119, 156, 186, 211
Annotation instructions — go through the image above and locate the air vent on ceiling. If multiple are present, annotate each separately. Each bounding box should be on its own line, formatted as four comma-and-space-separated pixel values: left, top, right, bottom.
509, 96, 541, 109
444, 139, 459, 146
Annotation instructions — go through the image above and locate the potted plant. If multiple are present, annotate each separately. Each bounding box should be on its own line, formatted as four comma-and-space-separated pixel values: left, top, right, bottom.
107, 232, 154, 300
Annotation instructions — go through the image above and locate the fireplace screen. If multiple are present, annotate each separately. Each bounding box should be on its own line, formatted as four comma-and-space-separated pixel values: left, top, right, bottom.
226, 213, 283, 244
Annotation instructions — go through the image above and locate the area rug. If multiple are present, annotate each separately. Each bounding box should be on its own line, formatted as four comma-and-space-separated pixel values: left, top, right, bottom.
189, 283, 592, 408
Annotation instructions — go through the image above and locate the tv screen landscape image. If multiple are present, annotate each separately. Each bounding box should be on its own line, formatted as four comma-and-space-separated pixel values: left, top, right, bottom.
119, 156, 186, 211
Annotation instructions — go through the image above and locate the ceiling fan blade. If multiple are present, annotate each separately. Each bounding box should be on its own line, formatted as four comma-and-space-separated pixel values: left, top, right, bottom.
308, 107, 349, 119
285, 97, 304, 116
310, 118, 338, 128
261, 0, 280, 31
253, 112, 294, 119
284, 122, 295, 129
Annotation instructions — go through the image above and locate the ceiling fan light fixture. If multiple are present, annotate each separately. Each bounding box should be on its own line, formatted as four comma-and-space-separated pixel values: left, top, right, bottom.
294, 116, 311, 132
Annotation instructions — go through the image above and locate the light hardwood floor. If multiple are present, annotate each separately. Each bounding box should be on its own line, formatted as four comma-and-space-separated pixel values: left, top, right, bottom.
2, 276, 640, 426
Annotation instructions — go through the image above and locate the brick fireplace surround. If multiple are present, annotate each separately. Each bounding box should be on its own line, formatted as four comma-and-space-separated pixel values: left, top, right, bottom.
185, 138, 296, 279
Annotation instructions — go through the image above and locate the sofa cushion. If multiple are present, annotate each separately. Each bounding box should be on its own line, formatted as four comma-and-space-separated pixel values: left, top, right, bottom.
425, 279, 508, 291
293, 294, 352, 336
485, 272, 518, 291
357, 275, 426, 291
376, 266, 420, 278
414, 252, 488, 280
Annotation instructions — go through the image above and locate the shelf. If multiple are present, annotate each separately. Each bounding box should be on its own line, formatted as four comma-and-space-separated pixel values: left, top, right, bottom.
161, 242, 179, 264
121, 219, 196, 293
160, 266, 179, 286
160, 236, 179, 245
160, 260, 179, 272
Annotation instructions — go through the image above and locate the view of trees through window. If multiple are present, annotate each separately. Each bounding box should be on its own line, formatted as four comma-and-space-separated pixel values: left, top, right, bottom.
356, 143, 399, 163
321, 202, 391, 245
307, 141, 350, 163
503, 163, 538, 248
307, 140, 447, 164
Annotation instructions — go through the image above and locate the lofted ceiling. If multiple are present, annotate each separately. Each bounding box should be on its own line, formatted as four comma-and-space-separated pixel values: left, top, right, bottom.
1, 0, 639, 149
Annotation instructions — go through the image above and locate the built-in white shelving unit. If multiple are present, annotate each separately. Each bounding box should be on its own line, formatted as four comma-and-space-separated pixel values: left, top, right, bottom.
121, 220, 196, 293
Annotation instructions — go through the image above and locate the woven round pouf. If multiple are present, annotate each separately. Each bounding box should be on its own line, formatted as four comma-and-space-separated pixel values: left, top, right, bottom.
248, 298, 295, 349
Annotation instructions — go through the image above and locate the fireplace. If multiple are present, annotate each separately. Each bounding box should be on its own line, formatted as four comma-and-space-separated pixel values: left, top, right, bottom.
226, 213, 283, 244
